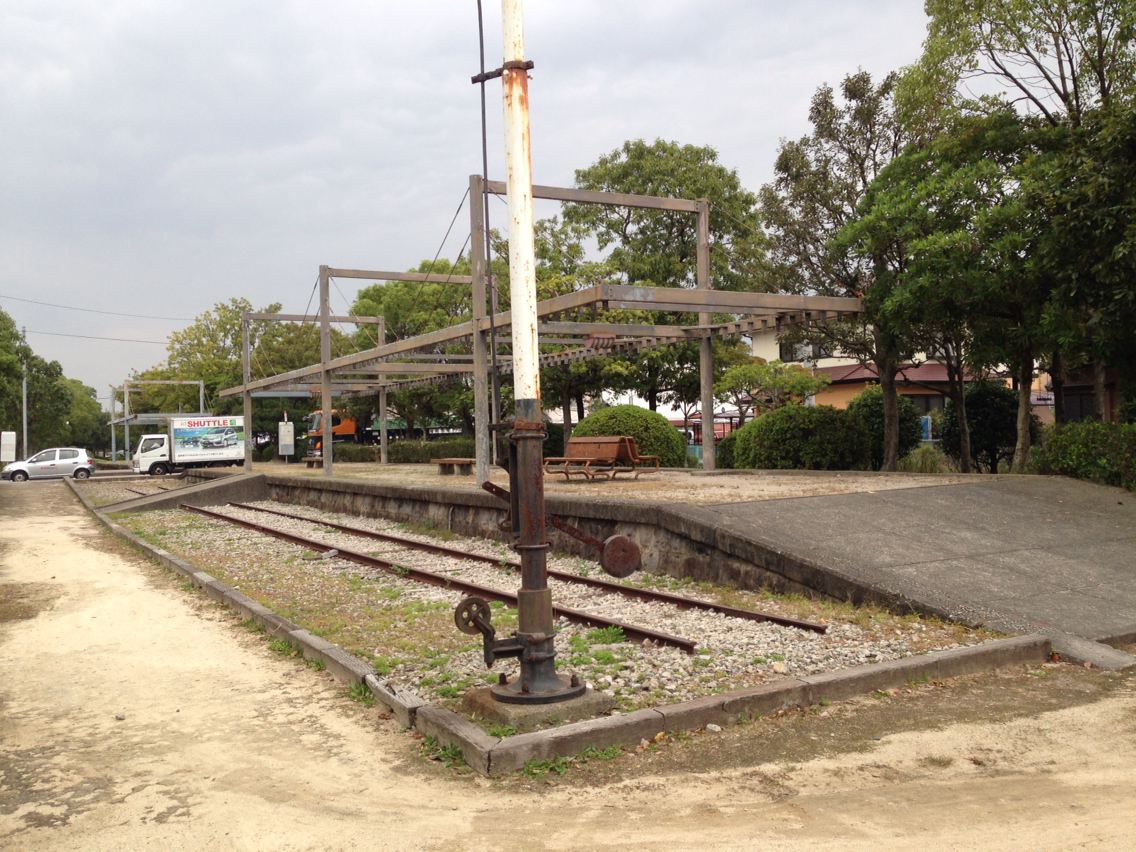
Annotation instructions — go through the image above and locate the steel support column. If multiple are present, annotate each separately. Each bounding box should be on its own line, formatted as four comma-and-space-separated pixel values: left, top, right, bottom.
123, 379, 131, 462
241, 312, 254, 470
319, 265, 333, 477
696, 198, 715, 471
378, 316, 388, 464
470, 174, 492, 484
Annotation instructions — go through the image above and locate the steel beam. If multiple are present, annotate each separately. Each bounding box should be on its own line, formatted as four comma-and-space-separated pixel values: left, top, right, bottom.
485, 180, 700, 213
242, 312, 253, 470
326, 267, 473, 284
247, 312, 383, 323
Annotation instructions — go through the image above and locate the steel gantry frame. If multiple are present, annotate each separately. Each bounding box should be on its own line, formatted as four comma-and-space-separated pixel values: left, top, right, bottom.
217, 0, 862, 710
219, 177, 862, 481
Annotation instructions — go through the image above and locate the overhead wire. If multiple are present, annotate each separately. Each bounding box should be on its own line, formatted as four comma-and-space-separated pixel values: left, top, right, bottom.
0, 293, 191, 321
24, 329, 167, 344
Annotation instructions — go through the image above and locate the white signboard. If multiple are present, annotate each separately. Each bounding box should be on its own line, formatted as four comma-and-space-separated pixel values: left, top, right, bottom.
278, 421, 295, 456
169, 416, 245, 463
0, 431, 15, 463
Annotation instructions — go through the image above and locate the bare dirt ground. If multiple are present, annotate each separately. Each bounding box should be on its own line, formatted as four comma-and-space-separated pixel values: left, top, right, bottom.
253, 460, 976, 504
2, 480, 1134, 851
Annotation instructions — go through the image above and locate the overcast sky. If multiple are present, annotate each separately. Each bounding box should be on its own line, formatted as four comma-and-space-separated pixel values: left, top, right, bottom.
0, 1, 930, 409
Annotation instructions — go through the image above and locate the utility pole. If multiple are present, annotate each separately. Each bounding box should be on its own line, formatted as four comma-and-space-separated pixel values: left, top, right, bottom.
109, 387, 117, 461
491, 0, 582, 703
21, 327, 28, 459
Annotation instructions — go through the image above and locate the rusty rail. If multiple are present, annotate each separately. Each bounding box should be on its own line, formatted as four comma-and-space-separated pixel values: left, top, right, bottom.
181, 504, 696, 653
228, 502, 826, 634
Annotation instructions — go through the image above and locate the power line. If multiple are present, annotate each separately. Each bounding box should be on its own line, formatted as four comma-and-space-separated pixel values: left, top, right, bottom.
25, 329, 167, 344
0, 293, 190, 321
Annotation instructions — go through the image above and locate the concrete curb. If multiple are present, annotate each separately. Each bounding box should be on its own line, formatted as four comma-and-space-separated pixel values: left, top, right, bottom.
421, 634, 1051, 776
63, 479, 1053, 777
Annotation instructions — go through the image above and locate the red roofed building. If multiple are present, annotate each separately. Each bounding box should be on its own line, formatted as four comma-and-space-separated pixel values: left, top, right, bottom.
813, 361, 981, 414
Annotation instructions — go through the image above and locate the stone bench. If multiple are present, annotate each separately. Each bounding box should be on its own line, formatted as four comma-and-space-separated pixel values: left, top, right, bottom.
432, 458, 474, 476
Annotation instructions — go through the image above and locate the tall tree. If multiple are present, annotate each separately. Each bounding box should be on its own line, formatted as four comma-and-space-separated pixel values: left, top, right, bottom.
565, 139, 765, 413
565, 139, 764, 291
909, 0, 1136, 421
843, 110, 1055, 471
761, 70, 914, 469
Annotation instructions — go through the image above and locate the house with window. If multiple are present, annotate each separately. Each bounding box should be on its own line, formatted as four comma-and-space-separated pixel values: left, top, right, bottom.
751, 329, 970, 412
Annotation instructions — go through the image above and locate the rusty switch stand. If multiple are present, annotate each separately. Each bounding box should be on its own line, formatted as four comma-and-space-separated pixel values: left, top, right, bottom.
476, 413, 586, 704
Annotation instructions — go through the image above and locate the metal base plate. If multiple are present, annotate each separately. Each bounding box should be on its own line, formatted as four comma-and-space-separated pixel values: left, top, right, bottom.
490, 674, 587, 705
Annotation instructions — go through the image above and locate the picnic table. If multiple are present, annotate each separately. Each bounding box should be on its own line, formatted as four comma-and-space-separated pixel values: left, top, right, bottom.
543, 436, 659, 481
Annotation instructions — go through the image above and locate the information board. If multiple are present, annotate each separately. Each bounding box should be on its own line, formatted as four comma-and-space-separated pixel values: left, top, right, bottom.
278, 421, 295, 457
1, 431, 15, 463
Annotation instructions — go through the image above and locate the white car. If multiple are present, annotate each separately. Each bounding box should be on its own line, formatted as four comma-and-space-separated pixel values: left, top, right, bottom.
2, 448, 95, 481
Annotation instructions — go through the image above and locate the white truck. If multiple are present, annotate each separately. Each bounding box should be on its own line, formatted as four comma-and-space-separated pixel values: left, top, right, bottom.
132, 416, 246, 475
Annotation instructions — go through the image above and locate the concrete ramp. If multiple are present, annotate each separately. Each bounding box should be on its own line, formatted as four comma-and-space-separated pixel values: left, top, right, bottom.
103, 473, 268, 513
702, 476, 1136, 669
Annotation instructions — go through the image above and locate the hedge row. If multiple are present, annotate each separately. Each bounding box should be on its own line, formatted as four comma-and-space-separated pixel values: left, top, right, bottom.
1031, 421, 1136, 491
385, 438, 475, 464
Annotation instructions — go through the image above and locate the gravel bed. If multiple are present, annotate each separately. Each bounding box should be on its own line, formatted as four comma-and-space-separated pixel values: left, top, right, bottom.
120, 501, 999, 720
77, 478, 187, 506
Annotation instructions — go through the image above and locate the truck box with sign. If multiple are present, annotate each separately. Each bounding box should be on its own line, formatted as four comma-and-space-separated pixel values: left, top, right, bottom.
132, 416, 245, 475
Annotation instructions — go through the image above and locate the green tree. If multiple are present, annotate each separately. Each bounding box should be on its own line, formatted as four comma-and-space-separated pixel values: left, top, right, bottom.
847, 385, 924, 470
565, 139, 764, 292
941, 380, 1040, 472
907, 0, 1136, 422
61, 378, 107, 452
565, 140, 765, 414
1033, 99, 1136, 420
761, 70, 915, 470
842, 110, 1059, 472
713, 359, 830, 425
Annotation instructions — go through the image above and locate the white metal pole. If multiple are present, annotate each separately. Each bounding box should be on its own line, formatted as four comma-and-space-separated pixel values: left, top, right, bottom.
501, 0, 539, 405
21, 364, 28, 459
319, 265, 333, 477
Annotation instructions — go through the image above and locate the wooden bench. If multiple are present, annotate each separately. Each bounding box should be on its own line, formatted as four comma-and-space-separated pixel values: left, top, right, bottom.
608, 436, 660, 480
432, 457, 474, 476
303, 456, 322, 468
543, 436, 659, 481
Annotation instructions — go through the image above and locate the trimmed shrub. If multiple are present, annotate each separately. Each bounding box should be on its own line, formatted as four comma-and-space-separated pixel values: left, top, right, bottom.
846, 385, 924, 470
570, 405, 687, 468
545, 422, 565, 458
733, 405, 870, 471
386, 438, 475, 464
260, 443, 276, 462
1031, 421, 1136, 491
715, 430, 738, 470
331, 443, 379, 462
941, 380, 1040, 473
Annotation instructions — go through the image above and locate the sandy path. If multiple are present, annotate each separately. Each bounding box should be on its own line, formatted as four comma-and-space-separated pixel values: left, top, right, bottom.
1, 481, 1133, 850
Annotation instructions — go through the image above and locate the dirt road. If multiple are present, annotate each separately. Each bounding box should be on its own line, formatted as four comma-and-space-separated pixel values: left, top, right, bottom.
2, 481, 1134, 850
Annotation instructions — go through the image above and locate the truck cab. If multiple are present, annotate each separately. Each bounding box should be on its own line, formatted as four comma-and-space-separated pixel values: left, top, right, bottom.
133, 434, 172, 475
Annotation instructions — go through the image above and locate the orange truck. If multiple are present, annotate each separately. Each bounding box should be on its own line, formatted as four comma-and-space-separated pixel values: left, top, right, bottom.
305, 410, 375, 456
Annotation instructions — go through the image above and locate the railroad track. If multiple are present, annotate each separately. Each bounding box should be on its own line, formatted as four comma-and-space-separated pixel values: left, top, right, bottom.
227, 501, 825, 635
180, 503, 698, 653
